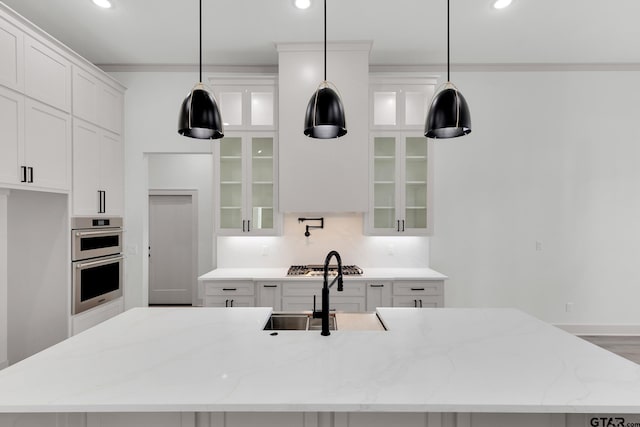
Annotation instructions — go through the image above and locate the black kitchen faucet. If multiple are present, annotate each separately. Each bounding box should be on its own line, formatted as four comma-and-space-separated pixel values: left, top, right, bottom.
313, 250, 344, 336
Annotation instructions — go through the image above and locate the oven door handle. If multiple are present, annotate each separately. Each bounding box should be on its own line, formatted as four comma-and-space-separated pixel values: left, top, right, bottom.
75, 230, 124, 237
75, 255, 124, 269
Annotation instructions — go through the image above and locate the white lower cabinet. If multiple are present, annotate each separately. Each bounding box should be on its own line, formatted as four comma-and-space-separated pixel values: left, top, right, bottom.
392, 281, 444, 308
365, 281, 392, 311
202, 281, 255, 307
281, 281, 366, 312
257, 282, 282, 311
200, 279, 444, 310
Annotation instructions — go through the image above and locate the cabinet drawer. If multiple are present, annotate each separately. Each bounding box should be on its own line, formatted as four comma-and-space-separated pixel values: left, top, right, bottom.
204, 295, 255, 307
204, 281, 255, 296
282, 281, 366, 297
393, 295, 443, 308
393, 281, 443, 296
281, 296, 365, 312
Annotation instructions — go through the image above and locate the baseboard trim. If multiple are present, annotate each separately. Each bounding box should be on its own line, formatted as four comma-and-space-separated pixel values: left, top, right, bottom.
554, 323, 640, 336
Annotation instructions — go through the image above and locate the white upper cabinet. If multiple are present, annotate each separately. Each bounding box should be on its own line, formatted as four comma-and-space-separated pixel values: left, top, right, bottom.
277, 42, 371, 213
23, 98, 71, 191
366, 76, 437, 236
72, 66, 123, 134
215, 133, 279, 235
73, 120, 123, 216
0, 17, 24, 91
369, 77, 437, 131
367, 133, 432, 236
0, 85, 23, 184
209, 77, 277, 131
24, 35, 71, 112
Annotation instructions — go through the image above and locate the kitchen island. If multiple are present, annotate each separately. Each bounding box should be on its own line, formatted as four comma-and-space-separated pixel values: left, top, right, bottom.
0, 307, 639, 427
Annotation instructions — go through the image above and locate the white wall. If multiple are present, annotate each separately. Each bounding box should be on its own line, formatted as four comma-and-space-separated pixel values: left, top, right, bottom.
431, 70, 640, 326
148, 153, 215, 283
108, 71, 214, 309
218, 213, 430, 268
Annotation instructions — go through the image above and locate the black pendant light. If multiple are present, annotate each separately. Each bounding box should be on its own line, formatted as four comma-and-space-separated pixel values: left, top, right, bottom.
178, 0, 224, 139
425, 0, 471, 139
303, 0, 347, 139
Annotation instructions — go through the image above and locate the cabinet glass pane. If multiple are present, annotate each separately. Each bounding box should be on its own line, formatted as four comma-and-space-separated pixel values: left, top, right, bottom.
220, 208, 242, 229
373, 137, 396, 229
251, 92, 274, 126
220, 137, 243, 229
251, 137, 274, 229
373, 92, 396, 126
404, 137, 428, 229
405, 91, 428, 125
219, 92, 242, 126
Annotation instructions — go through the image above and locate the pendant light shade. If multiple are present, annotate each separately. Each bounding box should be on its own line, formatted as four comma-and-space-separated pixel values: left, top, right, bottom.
425, 0, 471, 139
178, 83, 224, 139
177, 0, 224, 140
425, 84, 471, 139
303, 0, 347, 139
304, 84, 347, 139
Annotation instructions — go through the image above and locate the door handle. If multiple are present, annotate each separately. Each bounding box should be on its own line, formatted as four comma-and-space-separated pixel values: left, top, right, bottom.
401, 219, 405, 232
397, 220, 400, 232
20, 166, 27, 183
414, 299, 418, 308
242, 220, 245, 232
27, 167, 34, 183
102, 190, 106, 213
247, 220, 250, 232
225, 299, 229, 307
419, 299, 423, 308
230, 299, 234, 307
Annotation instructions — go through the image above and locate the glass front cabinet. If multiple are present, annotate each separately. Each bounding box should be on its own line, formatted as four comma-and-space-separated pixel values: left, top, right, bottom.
215, 133, 279, 235
366, 77, 436, 235
367, 133, 432, 235
212, 77, 279, 236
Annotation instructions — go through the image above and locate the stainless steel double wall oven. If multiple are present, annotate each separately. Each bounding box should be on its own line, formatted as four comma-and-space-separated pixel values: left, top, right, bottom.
71, 217, 123, 314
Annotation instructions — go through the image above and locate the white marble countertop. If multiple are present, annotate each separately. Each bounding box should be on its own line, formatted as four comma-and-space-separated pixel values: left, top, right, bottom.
198, 267, 448, 281
0, 307, 639, 413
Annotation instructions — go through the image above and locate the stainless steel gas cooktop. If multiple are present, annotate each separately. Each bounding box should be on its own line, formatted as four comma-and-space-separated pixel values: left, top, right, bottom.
286, 265, 363, 276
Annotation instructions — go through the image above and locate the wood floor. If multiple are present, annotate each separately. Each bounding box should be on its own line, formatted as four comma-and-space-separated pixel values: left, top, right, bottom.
580, 336, 640, 364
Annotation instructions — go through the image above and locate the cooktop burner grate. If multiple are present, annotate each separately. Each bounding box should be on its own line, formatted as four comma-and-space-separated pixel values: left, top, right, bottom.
287, 265, 363, 276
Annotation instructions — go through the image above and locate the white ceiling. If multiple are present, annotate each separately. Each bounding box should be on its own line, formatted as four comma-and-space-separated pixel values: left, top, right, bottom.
2, 0, 640, 67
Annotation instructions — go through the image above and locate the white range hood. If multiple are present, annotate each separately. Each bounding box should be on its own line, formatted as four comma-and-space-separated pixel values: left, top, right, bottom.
277, 42, 371, 213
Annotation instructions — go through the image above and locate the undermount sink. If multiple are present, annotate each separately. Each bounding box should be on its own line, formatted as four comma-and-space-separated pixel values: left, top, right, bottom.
263, 313, 336, 331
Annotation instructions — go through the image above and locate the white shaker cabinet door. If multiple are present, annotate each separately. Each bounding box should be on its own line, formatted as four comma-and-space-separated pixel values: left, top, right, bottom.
24, 99, 71, 191
100, 131, 124, 215
24, 35, 71, 112
0, 18, 24, 91
0, 86, 23, 185
72, 120, 101, 215
72, 66, 100, 124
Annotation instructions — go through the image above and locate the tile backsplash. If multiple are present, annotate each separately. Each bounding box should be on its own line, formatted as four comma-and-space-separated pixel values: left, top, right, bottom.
217, 213, 429, 268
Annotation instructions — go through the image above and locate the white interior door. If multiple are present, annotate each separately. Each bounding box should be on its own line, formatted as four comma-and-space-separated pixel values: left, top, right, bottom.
149, 194, 195, 305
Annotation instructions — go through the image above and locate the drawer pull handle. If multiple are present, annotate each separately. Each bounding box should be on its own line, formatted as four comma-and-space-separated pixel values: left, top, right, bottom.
370, 284, 384, 288
263, 285, 278, 288
411, 288, 425, 291
222, 288, 237, 291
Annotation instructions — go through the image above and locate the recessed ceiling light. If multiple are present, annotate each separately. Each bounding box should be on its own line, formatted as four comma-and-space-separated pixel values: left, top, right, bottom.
493, 0, 512, 9
92, 0, 112, 9
294, 0, 311, 10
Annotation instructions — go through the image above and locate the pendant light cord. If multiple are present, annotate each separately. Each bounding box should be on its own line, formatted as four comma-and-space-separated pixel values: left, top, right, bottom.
324, 0, 327, 82
199, 0, 203, 83
447, 0, 450, 82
